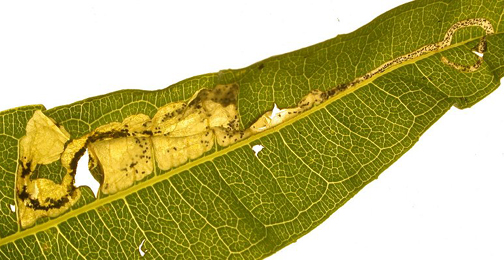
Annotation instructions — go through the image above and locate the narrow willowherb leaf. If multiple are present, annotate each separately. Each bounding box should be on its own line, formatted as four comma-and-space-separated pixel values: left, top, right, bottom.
0, 1, 503, 259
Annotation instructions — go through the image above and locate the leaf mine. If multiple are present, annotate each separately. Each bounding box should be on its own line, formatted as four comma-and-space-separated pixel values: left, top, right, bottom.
16, 111, 80, 228
11, 17, 498, 236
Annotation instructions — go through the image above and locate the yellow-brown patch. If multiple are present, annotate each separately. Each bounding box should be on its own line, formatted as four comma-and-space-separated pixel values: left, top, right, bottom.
16, 111, 80, 228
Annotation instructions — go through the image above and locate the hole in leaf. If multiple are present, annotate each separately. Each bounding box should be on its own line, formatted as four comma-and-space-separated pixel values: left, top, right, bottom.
75, 150, 100, 198
269, 103, 281, 119
9, 204, 15, 212
139, 239, 146, 257
251, 145, 264, 157
472, 50, 483, 57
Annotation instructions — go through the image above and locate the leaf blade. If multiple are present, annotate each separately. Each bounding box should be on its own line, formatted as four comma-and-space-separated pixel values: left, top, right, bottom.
0, 0, 504, 258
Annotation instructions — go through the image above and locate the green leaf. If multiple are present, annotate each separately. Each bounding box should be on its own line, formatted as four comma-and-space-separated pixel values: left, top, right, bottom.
1, 1, 504, 259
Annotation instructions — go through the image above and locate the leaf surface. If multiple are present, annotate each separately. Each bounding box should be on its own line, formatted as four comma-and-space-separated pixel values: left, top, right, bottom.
1, 0, 504, 259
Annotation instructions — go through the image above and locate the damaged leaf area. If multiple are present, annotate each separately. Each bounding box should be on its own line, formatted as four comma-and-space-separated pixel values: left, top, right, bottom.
13, 17, 497, 228
1, 1, 504, 259
17, 83, 328, 226
16, 111, 80, 228
61, 84, 243, 196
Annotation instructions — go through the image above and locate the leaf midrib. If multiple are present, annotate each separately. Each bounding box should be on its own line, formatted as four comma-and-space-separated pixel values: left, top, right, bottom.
1, 32, 500, 245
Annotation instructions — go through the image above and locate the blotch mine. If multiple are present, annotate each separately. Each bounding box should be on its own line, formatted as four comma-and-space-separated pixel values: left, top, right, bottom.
16, 19, 494, 225
16, 110, 80, 228
60, 84, 244, 195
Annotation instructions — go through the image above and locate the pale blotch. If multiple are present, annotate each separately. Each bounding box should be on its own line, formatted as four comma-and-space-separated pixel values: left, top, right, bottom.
152, 133, 214, 170
62, 86, 330, 197
16, 110, 80, 228
61, 84, 243, 195
88, 137, 154, 195
19, 110, 70, 167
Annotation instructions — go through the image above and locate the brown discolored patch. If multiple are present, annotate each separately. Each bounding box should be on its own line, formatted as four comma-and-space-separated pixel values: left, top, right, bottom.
96, 205, 110, 213
42, 242, 51, 251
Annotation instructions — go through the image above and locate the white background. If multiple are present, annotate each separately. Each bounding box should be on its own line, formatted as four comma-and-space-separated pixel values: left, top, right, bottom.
1, 1, 503, 259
